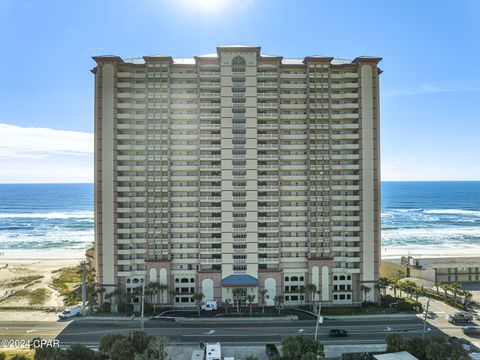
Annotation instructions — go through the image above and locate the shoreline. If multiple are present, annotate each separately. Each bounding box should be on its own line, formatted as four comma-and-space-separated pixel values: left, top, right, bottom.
382, 245, 480, 260
2, 246, 480, 261
0, 248, 87, 260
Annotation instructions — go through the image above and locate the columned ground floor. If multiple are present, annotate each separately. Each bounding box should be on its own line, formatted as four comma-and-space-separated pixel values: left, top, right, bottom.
102, 258, 378, 310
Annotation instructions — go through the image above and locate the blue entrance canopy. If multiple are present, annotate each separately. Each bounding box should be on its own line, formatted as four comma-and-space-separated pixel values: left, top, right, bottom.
222, 274, 258, 287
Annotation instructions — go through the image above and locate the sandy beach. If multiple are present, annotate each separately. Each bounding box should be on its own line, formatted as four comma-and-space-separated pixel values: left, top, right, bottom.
0, 253, 84, 321
382, 245, 480, 260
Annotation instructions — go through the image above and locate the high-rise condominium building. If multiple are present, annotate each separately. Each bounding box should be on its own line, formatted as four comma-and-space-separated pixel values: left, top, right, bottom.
93, 45, 381, 309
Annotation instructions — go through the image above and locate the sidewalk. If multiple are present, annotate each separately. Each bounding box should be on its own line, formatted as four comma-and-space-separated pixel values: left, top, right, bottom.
175, 315, 298, 322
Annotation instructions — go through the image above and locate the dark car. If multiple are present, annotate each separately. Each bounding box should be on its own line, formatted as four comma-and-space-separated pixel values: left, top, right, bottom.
463, 326, 480, 336
329, 329, 348, 337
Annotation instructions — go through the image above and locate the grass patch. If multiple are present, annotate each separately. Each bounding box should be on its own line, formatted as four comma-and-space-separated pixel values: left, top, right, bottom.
0, 348, 34, 360
50, 266, 81, 306
5, 275, 43, 287
5, 288, 49, 305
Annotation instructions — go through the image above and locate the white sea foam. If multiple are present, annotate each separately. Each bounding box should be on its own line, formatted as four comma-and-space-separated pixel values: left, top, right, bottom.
382, 226, 480, 246
423, 209, 480, 216
0, 229, 93, 249
0, 211, 93, 219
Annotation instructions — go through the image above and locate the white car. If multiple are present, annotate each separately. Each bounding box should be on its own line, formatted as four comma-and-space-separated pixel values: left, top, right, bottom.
201, 300, 217, 311
59, 306, 82, 320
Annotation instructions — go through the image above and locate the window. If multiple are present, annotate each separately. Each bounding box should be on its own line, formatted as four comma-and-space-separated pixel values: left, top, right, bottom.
232, 56, 246, 72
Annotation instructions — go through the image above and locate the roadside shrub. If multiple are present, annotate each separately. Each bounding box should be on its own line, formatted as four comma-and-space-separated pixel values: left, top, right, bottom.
99, 302, 111, 313
118, 303, 134, 315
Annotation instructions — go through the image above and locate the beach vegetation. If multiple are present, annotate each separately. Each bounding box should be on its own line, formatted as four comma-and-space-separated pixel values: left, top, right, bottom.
61, 344, 96, 360
50, 266, 81, 306
386, 333, 469, 360
9, 354, 28, 360
1, 349, 34, 360
98, 331, 170, 360
6, 275, 43, 287
277, 335, 325, 360
4, 287, 50, 305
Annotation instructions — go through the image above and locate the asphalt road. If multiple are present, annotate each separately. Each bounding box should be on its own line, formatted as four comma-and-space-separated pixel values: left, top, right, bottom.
0, 316, 442, 348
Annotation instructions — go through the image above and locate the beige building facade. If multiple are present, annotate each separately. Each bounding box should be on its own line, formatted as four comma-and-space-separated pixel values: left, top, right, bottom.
93, 45, 381, 308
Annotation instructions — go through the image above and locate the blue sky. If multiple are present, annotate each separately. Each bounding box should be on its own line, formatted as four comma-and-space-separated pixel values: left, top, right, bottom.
0, 0, 479, 182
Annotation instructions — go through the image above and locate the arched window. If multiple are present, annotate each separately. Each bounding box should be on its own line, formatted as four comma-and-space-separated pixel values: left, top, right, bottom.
232, 56, 246, 73
334, 276, 338, 281
285, 276, 289, 282
347, 275, 351, 280
339, 275, 346, 281
291, 276, 298, 282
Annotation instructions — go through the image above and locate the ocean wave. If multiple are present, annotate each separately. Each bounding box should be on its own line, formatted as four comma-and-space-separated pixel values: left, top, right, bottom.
423, 209, 480, 216
382, 226, 480, 247
0, 228, 93, 250
0, 211, 93, 219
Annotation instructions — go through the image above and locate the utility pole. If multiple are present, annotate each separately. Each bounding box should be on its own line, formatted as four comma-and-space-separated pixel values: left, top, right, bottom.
141, 281, 146, 330
314, 301, 323, 341
422, 298, 431, 339
80, 261, 87, 316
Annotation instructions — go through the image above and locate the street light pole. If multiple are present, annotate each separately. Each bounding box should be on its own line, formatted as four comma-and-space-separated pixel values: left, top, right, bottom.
422, 298, 431, 340
141, 281, 146, 330
314, 301, 323, 341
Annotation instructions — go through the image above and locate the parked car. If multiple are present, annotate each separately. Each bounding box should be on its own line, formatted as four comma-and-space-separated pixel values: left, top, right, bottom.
463, 326, 480, 336
447, 312, 474, 324
201, 300, 218, 311
329, 329, 348, 337
58, 306, 82, 320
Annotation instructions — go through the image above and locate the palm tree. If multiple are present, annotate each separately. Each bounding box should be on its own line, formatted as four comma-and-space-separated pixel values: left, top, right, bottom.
361, 285, 371, 303
434, 281, 441, 295
147, 282, 160, 307
258, 289, 268, 314
389, 279, 399, 298
377, 277, 390, 297
192, 293, 205, 316
274, 294, 284, 315
413, 287, 421, 303
395, 269, 405, 280
449, 283, 462, 306
232, 288, 243, 314
105, 291, 113, 305
246, 295, 256, 316
464, 291, 473, 307
159, 284, 168, 309
440, 283, 450, 302
96, 287, 106, 306
305, 284, 317, 310
299, 286, 305, 306
222, 299, 232, 314
404, 280, 416, 299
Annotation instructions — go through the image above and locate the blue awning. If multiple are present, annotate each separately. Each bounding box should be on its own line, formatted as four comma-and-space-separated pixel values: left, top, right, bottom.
221, 275, 258, 287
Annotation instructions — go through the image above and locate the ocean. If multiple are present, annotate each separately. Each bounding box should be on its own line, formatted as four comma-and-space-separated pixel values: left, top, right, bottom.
0, 184, 93, 258
382, 181, 480, 255
0, 182, 479, 257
